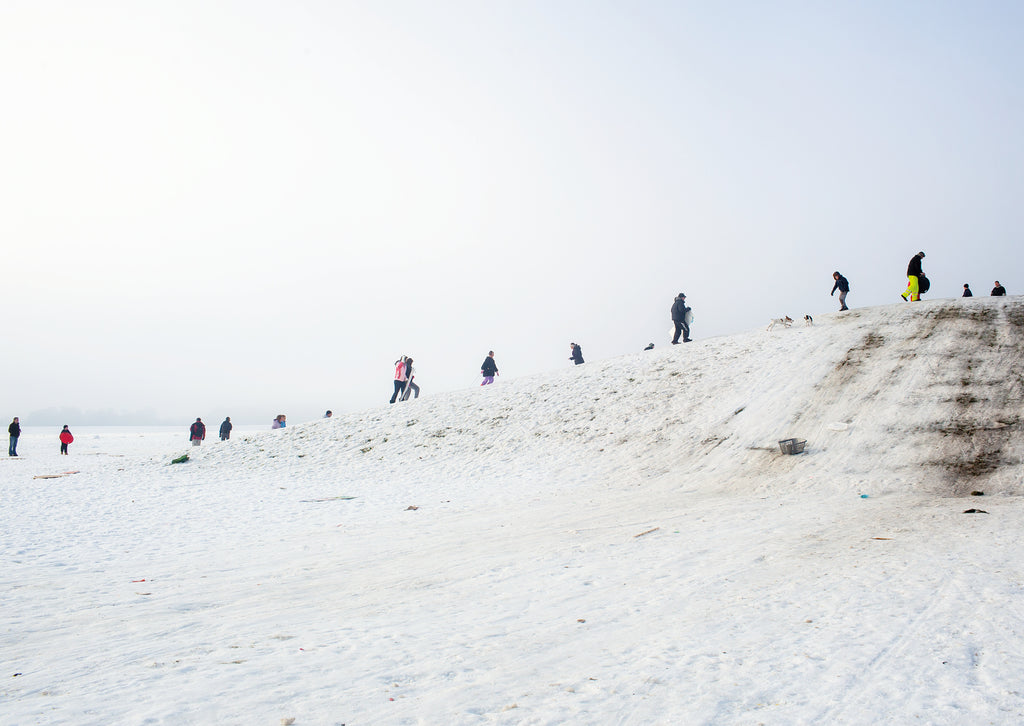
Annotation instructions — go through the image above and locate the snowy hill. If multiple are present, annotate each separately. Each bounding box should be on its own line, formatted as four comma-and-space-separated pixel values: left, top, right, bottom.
4, 298, 1024, 725
197, 295, 1024, 499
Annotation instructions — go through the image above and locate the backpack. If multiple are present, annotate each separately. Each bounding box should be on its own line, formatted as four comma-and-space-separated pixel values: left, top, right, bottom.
918, 273, 930, 294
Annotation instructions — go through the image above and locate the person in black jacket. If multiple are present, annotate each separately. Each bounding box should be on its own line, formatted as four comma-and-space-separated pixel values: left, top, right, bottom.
189, 418, 206, 446
992, 281, 1007, 296
8, 417, 20, 457
831, 272, 850, 310
219, 417, 232, 441
480, 351, 499, 385
902, 252, 925, 301
671, 293, 691, 344
569, 343, 584, 365
963, 284, 973, 298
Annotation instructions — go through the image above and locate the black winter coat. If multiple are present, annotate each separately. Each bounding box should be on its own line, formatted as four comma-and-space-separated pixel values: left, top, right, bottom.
907, 255, 924, 277
481, 356, 498, 377
671, 297, 690, 322
831, 275, 849, 294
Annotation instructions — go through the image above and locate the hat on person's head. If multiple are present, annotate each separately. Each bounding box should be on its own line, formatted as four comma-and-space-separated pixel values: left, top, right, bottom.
919, 251, 926, 257
679, 292, 686, 298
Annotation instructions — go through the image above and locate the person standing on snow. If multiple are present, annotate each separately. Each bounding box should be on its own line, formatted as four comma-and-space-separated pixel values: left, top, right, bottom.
481, 351, 499, 385
671, 293, 692, 344
831, 272, 850, 310
189, 417, 206, 446
219, 417, 232, 441
902, 251, 926, 301
569, 343, 584, 365
992, 281, 1007, 296
963, 284, 973, 298
8, 417, 20, 457
400, 357, 420, 401
59, 425, 74, 454
390, 356, 408, 403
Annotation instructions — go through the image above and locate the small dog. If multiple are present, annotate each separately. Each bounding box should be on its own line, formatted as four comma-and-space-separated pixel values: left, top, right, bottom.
767, 316, 794, 331
804, 315, 814, 326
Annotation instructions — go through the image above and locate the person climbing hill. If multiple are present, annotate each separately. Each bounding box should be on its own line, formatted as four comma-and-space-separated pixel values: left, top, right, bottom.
671, 293, 692, 344
481, 351, 499, 385
390, 356, 408, 404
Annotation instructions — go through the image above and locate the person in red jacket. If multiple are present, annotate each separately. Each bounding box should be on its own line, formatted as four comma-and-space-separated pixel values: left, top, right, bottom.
59, 425, 74, 455
189, 418, 206, 446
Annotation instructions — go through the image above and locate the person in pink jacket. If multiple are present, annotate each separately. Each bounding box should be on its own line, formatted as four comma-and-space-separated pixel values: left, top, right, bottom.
59, 425, 74, 455
390, 356, 408, 404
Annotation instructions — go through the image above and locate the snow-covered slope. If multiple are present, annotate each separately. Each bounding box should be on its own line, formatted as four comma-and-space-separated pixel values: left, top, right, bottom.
196, 295, 1024, 499
4, 298, 1024, 725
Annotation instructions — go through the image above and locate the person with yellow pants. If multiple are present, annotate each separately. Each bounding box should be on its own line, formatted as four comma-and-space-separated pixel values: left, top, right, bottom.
902, 251, 926, 301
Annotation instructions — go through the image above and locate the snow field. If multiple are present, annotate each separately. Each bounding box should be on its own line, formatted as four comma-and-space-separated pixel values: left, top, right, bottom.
3, 297, 1024, 724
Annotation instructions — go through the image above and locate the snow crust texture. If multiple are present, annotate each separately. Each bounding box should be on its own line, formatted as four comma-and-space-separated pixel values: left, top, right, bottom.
3, 297, 1024, 725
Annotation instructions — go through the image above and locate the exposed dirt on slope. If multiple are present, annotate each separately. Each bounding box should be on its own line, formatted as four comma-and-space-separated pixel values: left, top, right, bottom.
923, 304, 1024, 494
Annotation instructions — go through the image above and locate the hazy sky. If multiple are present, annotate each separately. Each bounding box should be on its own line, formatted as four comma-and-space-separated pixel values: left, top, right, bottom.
2, 1, 1022, 424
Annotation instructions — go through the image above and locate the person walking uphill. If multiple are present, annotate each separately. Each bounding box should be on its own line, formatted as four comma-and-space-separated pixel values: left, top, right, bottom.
400, 357, 420, 401
59, 425, 74, 455
189, 417, 206, 446
219, 417, 232, 441
8, 417, 20, 456
671, 293, 692, 344
390, 356, 408, 403
481, 351, 499, 385
831, 272, 850, 310
902, 252, 926, 301
992, 281, 1007, 296
569, 343, 584, 365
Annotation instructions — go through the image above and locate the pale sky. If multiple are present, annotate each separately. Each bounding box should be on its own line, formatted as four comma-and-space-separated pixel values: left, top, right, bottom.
2, 1, 1022, 425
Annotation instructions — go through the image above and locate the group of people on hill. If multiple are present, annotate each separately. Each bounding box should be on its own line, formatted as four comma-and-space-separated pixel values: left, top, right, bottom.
962, 281, 1006, 297
5, 418, 74, 456
187, 413, 293, 446
829, 252, 1009, 310
900, 251, 1008, 303
188, 416, 234, 446
384, 253, 1015, 405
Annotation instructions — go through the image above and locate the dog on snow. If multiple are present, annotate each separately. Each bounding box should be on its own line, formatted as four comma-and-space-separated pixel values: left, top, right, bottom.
767, 316, 794, 331
804, 315, 814, 326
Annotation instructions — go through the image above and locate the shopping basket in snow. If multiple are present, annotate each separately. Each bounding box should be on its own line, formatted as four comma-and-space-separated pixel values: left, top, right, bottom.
778, 438, 807, 455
